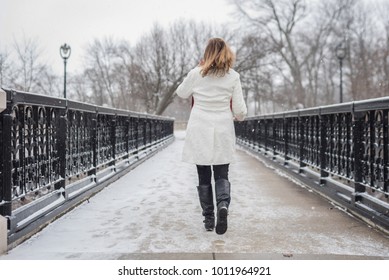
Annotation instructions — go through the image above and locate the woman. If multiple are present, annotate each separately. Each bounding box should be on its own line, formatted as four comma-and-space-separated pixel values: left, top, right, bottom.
176, 38, 247, 235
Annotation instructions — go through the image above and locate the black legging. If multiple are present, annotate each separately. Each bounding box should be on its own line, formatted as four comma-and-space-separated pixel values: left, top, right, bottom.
196, 164, 229, 186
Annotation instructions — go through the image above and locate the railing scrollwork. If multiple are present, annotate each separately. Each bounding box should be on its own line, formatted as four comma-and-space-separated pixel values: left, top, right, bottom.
0, 89, 174, 243
235, 98, 389, 232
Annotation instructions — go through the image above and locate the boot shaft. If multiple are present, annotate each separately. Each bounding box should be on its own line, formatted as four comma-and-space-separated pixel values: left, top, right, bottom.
197, 184, 214, 216
215, 178, 231, 206
197, 184, 215, 231
215, 179, 230, 235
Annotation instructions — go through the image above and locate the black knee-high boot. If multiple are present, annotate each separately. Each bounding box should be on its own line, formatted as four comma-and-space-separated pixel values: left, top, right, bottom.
215, 179, 231, 235
197, 184, 215, 231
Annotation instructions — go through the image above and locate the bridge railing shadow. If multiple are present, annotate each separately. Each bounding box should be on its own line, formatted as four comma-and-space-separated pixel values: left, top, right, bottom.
0, 88, 174, 244
235, 97, 389, 234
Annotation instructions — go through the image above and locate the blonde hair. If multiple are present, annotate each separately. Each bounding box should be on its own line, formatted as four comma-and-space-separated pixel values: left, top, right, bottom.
200, 38, 235, 77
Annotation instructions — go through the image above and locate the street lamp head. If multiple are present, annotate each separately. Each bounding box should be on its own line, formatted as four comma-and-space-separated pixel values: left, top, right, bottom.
335, 42, 346, 103
335, 42, 346, 60
60, 43, 71, 60
60, 43, 71, 99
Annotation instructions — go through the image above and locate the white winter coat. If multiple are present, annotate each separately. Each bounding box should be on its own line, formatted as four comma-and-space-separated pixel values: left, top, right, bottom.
176, 67, 247, 165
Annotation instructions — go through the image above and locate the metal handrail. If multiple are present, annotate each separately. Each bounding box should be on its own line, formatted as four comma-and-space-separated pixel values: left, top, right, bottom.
235, 96, 389, 232
0, 88, 174, 242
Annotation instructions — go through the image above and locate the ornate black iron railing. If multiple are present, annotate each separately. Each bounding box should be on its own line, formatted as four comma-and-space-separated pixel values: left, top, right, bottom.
235, 98, 389, 232
0, 88, 174, 242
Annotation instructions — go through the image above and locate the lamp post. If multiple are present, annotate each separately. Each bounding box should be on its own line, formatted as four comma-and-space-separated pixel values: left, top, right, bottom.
335, 42, 346, 103
60, 43, 71, 99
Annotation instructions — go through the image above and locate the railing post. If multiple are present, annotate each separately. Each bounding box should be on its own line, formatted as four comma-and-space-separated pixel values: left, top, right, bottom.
131, 117, 135, 151
89, 117, 97, 177
143, 117, 147, 148
150, 120, 155, 144
1, 113, 12, 216
319, 110, 329, 184
169, 120, 172, 138
254, 119, 259, 151
149, 119, 153, 145
157, 120, 161, 142
249, 120, 252, 148
110, 116, 116, 166
368, 111, 375, 188
150, 119, 153, 145
353, 110, 365, 194
299, 112, 306, 171
153, 119, 156, 142
135, 117, 139, 157
56, 111, 67, 190
161, 120, 165, 139
125, 118, 130, 154
284, 115, 289, 164
384, 110, 388, 193
19, 106, 26, 193
264, 117, 269, 154
337, 113, 342, 176
272, 117, 277, 158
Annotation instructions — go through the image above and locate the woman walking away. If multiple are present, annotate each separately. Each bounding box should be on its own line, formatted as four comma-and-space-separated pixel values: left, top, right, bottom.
175, 38, 247, 235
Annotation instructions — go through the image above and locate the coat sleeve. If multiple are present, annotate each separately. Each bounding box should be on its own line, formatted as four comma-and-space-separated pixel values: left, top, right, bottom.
175, 69, 196, 99
231, 76, 247, 121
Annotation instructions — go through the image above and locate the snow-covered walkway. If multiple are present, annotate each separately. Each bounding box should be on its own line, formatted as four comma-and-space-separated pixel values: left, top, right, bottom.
1, 131, 389, 260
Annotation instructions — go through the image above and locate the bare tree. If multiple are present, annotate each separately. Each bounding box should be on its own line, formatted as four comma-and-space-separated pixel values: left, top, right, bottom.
79, 20, 272, 115
83, 37, 142, 109
373, 0, 389, 97
35, 68, 62, 97
83, 37, 120, 107
231, 0, 378, 108
331, 0, 389, 101
233, 33, 283, 114
302, 0, 349, 106
343, 0, 373, 100
68, 73, 91, 103
0, 50, 12, 87
12, 36, 47, 92
131, 21, 227, 115
232, 0, 308, 107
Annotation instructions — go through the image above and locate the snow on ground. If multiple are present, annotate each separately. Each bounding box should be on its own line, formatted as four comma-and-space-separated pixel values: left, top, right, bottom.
1, 130, 389, 259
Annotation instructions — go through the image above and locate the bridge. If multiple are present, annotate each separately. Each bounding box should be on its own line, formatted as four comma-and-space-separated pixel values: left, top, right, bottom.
0, 88, 388, 260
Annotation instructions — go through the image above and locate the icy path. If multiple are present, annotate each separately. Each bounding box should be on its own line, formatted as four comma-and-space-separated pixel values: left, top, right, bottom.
2, 131, 389, 260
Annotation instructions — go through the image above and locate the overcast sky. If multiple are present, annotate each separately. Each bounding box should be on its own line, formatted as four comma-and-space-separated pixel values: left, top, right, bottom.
0, 0, 234, 74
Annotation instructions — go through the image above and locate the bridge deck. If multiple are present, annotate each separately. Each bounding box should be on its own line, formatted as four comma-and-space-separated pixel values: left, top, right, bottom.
1, 131, 388, 260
